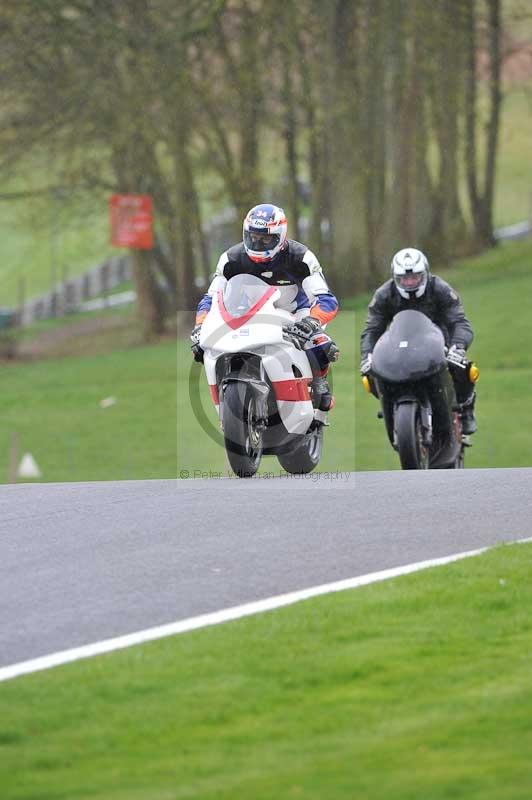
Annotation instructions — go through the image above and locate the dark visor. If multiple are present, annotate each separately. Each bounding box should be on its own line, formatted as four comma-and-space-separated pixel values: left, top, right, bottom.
244, 229, 280, 252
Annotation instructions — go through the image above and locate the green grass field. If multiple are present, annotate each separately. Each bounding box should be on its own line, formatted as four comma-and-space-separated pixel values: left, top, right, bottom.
0, 237, 530, 483
0, 340, 177, 483
179, 238, 532, 475
495, 86, 532, 226
0, 186, 117, 307
2, 541, 531, 799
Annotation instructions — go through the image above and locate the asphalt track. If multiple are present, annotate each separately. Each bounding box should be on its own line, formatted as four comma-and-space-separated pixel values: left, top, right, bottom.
1, 468, 531, 669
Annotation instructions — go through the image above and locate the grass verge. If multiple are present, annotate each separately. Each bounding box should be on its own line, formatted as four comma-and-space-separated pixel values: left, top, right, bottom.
1, 238, 531, 482
1, 541, 531, 799
0, 340, 177, 483
180, 238, 532, 473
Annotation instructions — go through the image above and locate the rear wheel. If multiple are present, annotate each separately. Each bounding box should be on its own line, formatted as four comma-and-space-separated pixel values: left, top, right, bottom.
223, 382, 263, 478
395, 401, 429, 470
277, 425, 324, 474
453, 448, 465, 469
444, 414, 465, 469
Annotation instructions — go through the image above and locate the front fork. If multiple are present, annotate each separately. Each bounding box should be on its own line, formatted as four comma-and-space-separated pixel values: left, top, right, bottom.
419, 405, 433, 447
219, 366, 270, 432
390, 399, 433, 449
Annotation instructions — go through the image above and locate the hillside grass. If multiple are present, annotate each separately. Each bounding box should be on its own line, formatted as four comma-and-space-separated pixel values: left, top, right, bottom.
1, 541, 532, 799
0, 340, 177, 483
0, 184, 118, 306
0, 238, 530, 482
495, 86, 532, 226
179, 238, 532, 474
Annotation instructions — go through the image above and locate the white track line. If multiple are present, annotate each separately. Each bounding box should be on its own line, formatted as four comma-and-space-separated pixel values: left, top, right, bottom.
2, 538, 531, 684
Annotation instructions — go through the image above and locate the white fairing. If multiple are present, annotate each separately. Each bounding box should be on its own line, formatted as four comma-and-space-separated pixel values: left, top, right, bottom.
200, 275, 317, 436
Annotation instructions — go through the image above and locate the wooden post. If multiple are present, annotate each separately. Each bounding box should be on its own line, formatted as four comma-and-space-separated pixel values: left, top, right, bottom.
17, 277, 25, 327
8, 432, 19, 484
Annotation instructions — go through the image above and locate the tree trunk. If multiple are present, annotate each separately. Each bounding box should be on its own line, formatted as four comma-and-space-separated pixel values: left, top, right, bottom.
387, 0, 433, 258
429, 0, 467, 262
362, 0, 387, 285
464, 0, 502, 248
482, 0, 502, 245
322, 0, 362, 296
131, 249, 166, 340
297, 24, 324, 257
281, 30, 301, 242
173, 104, 199, 328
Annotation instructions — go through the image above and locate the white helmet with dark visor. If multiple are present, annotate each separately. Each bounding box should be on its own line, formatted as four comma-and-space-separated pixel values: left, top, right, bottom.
391, 248, 429, 299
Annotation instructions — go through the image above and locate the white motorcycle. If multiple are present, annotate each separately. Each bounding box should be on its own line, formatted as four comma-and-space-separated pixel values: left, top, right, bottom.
199, 274, 333, 477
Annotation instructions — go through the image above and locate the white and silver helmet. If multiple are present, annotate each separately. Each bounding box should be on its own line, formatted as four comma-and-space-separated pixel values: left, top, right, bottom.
391, 248, 429, 299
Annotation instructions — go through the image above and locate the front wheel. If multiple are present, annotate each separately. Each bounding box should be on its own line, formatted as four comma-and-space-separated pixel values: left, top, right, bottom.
277, 425, 324, 474
395, 401, 429, 470
223, 382, 264, 478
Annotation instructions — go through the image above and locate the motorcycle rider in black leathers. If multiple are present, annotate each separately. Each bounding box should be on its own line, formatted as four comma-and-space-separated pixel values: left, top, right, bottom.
191, 203, 339, 411
360, 248, 477, 434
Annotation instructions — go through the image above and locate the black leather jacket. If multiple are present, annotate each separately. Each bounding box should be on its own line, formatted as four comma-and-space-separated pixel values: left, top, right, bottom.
360, 276, 474, 358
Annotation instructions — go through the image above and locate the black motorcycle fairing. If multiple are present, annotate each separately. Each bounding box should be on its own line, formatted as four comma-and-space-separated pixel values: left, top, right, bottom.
372, 310, 446, 383
370, 310, 463, 468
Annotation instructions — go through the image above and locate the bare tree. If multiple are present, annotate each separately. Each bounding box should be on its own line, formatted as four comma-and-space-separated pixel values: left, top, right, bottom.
464, 0, 502, 248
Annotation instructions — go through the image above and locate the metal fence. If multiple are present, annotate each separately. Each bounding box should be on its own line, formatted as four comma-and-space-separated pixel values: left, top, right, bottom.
11, 216, 532, 328
19, 254, 131, 326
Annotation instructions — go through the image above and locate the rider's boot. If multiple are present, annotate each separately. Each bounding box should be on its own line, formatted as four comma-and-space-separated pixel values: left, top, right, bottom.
460, 391, 477, 435
311, 374, 335, 412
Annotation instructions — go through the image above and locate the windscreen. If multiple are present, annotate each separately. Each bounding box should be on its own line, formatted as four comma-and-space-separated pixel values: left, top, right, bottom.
223, 274, 272, 318
372, 309, 446, 382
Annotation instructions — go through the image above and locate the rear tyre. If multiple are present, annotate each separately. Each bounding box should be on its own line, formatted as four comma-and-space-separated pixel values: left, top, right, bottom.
223, 382, 263, 478
277, 426, 324, 474
453, 449, 465, 469
395, 402, 429, 470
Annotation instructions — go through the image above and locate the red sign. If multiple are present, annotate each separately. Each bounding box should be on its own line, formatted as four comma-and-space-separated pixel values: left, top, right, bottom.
110, 194, 153, 249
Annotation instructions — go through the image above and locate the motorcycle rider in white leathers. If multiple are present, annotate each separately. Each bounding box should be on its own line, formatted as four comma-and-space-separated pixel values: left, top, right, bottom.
191, 203, 339, 411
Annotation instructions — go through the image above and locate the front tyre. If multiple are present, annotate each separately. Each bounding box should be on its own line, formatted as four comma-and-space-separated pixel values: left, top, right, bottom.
277, 425, 324, 474
223, 382, 263, 478
395, 401, 429, 470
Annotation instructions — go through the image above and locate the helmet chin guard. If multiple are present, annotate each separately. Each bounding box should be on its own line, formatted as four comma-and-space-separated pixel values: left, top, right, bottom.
243, 203, 288, 263
391, 248, 429, 299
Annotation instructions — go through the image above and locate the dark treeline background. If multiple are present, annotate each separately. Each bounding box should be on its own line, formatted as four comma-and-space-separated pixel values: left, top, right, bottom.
0, 1, 507, 335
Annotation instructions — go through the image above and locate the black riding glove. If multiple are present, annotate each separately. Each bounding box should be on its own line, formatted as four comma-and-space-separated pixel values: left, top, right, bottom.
446, 344, 467, 369
448, 344, 466, 359
190, 325, 204, 363
360, 353, 372, 375
290, 316, 323, 338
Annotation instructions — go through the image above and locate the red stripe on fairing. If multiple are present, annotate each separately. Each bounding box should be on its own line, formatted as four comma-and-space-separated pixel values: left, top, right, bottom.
209, 384, 219, 405
310, 306, 338, 325
272, 378, 311, 402
217, 287, 277, 330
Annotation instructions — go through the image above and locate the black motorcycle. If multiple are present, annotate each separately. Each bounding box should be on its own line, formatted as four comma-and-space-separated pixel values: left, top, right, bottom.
366, 310, 471, 470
